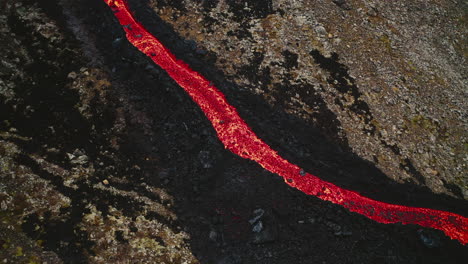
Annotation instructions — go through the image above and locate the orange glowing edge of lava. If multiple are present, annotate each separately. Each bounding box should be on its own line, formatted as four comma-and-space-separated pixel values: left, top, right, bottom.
104, 0, 467, 244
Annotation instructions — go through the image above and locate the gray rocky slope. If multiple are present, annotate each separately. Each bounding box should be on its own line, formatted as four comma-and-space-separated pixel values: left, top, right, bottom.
0, 0, 467, 263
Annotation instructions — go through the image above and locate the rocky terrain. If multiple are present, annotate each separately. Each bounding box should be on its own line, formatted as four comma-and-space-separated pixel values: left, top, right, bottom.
0, 0, 467, 263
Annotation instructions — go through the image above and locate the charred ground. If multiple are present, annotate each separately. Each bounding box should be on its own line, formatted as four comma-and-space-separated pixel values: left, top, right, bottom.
0, 0, 467, 263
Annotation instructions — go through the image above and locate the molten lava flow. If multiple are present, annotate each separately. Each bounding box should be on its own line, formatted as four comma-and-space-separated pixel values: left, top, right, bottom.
104, 0, 467, 244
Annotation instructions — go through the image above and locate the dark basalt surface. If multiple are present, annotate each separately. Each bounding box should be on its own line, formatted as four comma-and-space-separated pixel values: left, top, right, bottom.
0, 0, 467, 263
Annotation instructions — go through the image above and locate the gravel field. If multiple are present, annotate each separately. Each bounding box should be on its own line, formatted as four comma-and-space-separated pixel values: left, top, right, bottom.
0, 0, 467, 263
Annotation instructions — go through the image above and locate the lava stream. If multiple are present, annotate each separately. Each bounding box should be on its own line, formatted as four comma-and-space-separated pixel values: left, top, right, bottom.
104, 0, 467, 244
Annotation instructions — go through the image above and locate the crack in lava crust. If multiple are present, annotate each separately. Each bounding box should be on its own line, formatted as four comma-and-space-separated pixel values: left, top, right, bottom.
104, 0, 467, 244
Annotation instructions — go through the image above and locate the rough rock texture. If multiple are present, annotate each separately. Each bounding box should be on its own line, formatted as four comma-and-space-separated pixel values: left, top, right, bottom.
0, 0, 467, 263
141, 0, 467, 198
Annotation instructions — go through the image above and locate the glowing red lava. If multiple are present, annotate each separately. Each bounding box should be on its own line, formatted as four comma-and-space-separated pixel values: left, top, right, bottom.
104, 0, 467, 244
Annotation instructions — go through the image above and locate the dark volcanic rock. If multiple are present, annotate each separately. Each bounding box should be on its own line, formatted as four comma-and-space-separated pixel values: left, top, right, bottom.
0, 0, 467, 263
